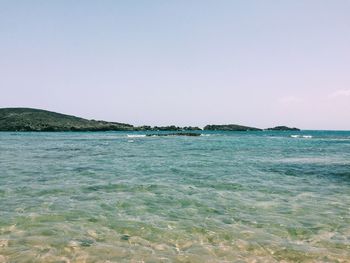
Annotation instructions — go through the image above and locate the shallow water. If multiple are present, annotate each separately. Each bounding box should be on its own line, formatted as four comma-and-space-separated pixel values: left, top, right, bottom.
0, 131, 350, 262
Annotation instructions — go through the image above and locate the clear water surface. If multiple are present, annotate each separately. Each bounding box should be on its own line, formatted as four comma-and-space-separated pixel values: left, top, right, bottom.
0, 131, 349, 262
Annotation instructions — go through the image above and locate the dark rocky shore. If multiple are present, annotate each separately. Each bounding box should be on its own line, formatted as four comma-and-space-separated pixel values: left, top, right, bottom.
204, 124, 262, 131
266, 126, 301, 131
146, 133, 201, 137
0, 108, 300, 132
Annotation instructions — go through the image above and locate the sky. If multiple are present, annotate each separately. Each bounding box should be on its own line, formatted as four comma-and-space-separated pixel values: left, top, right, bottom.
1, 1, 349, 129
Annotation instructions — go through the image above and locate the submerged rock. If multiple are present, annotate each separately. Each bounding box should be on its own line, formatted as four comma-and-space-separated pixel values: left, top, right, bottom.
78, 239, 94, 247
121, 234, 130, 241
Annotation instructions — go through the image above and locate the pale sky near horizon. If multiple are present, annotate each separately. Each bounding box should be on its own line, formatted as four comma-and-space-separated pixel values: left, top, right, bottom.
1, 1, 350, 129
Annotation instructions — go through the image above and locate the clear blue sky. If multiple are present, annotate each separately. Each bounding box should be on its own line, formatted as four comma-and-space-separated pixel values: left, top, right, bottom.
1, 1, 349, 129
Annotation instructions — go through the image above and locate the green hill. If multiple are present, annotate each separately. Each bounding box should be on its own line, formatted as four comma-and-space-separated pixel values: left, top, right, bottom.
0, 108, 134, 131
0, 108, 299, 132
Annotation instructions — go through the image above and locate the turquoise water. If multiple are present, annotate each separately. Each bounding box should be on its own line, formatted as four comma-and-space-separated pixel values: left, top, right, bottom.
0, 131, 350, 262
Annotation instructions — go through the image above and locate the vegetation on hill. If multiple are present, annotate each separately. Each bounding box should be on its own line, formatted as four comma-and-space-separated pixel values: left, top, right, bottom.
0, 108, 300, 132
0, 108, 203, 132
0, 108, 134, 131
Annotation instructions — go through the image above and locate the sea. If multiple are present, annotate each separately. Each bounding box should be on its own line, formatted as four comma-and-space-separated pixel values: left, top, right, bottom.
0, 130, 349, 262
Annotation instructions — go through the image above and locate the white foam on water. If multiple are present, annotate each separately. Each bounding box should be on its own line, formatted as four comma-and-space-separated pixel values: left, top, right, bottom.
127, 134, 146, 138
291, 135, 313, 139
302, 135, 313, 138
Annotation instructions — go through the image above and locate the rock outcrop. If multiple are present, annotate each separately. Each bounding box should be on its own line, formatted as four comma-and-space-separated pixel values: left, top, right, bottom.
266, 126, 300, 131
146, 132, 201, 137
203, 124, 262, 131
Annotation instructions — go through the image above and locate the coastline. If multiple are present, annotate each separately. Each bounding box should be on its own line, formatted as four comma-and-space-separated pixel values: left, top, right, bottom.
0, 107, 300, 132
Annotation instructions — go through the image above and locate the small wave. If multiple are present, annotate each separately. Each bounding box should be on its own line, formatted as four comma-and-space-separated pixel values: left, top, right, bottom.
200, 134, 211, 137
303, 135, 313, 138
291, 135, 312, 139
127, 134, 146, 138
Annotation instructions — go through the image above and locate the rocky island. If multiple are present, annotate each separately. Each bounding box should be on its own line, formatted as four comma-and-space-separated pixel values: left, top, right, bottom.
266, 126, 300, 131
146, 132, 201, 137
203, 124, 262, 131
137, 125, 201, 131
